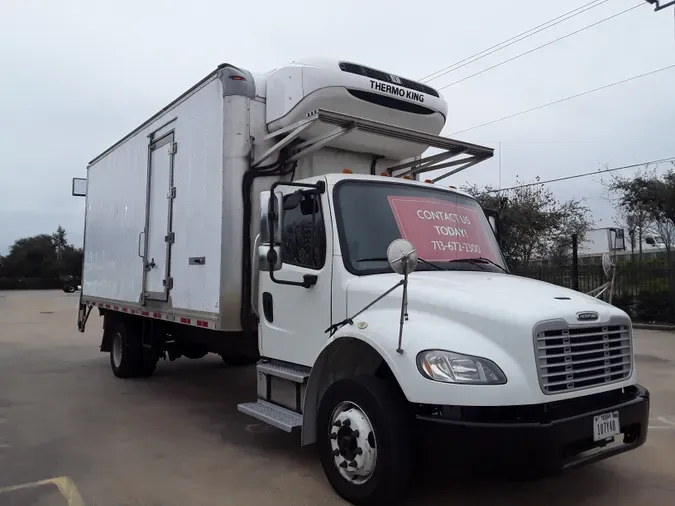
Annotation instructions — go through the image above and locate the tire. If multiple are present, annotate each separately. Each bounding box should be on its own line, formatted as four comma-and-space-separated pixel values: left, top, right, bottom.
63, 285, 76, 293
219, 353, 259, 366
139, 348, 158, 377
317, 376, 413, 506
109, 320, 156, 378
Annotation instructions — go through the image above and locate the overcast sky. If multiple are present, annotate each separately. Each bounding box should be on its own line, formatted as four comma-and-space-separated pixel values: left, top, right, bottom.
1, 0, 674, 254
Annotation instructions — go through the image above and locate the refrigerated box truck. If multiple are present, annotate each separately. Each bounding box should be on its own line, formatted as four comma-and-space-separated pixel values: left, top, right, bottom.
74, 58, 649, 505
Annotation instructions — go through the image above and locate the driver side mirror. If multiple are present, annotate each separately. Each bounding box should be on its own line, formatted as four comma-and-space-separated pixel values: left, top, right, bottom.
487, 216, 497, 234
260, 190, 284, 245
483, 208, 499, 235
259, 190, 284, 272
72, 177, 87, 197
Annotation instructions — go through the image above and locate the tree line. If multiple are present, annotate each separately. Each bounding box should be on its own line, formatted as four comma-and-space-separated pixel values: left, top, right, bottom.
0, 226, 83, 289
465, 165, 675, 269
466, 179, 592, 269
603, 165, 675, 264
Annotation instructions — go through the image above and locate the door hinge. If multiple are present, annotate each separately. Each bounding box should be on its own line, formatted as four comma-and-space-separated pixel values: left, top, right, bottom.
167, 187, 176, 199
165, 232, 175, 244
171, 142, 178, 155
162, 277, 174, 289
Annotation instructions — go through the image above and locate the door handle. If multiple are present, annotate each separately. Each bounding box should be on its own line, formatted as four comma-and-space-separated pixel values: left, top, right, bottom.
145, 258, 156, 271
138, 230, 146, 258
262, 292, 273, 322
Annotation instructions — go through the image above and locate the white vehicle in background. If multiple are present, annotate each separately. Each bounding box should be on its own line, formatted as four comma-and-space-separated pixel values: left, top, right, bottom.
579, 226, 672, 264
579, 228, 627, 258
73, 58, 650, 505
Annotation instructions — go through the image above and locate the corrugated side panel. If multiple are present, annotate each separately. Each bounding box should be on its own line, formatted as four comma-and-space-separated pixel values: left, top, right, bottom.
83, 78, 224, 314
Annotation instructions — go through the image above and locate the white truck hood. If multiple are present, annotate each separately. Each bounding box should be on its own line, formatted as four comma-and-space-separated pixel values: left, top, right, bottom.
344, 270, 633, 406
347, 271, 622, 326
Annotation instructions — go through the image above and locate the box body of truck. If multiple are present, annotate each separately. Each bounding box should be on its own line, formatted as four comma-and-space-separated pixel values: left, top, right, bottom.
83, 67, 253, 331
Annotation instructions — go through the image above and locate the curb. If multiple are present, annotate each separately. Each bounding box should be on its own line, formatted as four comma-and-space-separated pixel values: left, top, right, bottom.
633, 323, 675, 331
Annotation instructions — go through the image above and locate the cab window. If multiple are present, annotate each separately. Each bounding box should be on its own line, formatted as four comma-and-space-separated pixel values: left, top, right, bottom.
281, 193, 326, 269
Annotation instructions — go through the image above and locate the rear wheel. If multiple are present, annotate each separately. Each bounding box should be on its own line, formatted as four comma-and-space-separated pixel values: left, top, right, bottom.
317, 376, 413, 506
109, 320, 156, 378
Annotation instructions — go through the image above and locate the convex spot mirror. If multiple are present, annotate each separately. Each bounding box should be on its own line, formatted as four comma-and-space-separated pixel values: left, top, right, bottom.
284, 190, 320, 216
387, 239, 418, 275
258, 245, 282, 272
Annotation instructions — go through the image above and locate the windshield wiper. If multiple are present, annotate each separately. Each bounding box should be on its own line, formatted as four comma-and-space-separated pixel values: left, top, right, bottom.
355, 257, 444, 271
355, 256, 507, 273
447, 257, 508, 273
417, 258, 444, 271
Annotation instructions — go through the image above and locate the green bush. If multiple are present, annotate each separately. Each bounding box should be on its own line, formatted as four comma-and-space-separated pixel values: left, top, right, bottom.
634, 290, 674, 324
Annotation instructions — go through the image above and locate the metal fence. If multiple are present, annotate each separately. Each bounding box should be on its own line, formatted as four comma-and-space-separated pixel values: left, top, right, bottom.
515, 263, 675, 324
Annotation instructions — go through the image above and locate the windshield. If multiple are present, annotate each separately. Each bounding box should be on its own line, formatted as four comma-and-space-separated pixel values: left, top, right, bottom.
334, 180, 507, 274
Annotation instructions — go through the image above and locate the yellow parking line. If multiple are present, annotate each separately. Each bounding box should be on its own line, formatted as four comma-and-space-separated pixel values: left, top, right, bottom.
0, 476, 85, 506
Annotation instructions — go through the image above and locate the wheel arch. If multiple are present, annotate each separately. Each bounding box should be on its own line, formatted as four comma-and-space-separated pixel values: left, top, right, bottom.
100, 310, 142, 352
301, 335, 406, 446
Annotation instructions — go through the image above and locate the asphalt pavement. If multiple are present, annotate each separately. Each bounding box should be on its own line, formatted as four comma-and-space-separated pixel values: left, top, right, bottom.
1, 290, 674, 505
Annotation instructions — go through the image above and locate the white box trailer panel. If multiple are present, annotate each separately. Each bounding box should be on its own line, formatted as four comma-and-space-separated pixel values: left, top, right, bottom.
83, 76, 225, 317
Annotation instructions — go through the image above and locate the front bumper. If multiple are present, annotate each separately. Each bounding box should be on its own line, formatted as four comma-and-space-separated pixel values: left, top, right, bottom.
416, 385, 649, 474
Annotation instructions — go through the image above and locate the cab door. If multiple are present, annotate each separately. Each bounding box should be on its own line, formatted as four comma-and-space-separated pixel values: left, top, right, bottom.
258, 189, 333, 366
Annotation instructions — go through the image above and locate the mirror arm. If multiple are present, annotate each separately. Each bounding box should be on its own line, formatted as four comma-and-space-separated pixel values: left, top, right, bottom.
265, 179, 326, 289
325, 280, 405, 336
269, 269, 317, 290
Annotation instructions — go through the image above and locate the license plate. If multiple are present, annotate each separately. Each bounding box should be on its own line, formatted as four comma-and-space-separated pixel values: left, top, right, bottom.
593, 411, 620, 441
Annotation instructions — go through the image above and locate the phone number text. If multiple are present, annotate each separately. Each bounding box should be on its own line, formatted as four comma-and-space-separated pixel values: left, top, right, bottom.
431, 241, 482, 253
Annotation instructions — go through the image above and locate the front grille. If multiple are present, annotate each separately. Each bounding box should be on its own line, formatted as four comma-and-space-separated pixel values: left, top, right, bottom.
534, 320, 632, 394
338, 61, 440, 98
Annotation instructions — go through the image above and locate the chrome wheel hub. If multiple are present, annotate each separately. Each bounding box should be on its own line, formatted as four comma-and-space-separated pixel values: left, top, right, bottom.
112, 332, 123, 368
329, 402, 377, 484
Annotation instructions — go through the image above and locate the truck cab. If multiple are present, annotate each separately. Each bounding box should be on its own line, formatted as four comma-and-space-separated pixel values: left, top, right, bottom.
244, 170, 649, 505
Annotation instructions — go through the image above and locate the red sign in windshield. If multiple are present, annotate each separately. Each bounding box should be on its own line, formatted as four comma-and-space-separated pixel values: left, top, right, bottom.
388, 196, 499, 263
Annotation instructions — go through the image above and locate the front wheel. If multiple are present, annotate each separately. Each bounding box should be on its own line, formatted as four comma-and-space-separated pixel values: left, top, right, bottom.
317, 376, 413, 506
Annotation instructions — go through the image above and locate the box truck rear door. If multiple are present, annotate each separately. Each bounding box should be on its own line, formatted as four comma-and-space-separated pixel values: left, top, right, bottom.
143, 133, 176, 301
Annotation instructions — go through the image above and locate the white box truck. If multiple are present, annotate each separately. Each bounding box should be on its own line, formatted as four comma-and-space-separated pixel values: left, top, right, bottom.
74, 58, 649, 505
580, 228, 627, 258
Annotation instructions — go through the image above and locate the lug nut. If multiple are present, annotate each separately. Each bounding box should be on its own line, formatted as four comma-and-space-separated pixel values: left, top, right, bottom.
332, 449, 340, 456
348, 460, 358, 468
333, 420, 342, 427
339, 461, 348, 468
355, 447, 363, 455
352, 430, 360, 438
343, 419, 351, 427
330, 432, 337, 440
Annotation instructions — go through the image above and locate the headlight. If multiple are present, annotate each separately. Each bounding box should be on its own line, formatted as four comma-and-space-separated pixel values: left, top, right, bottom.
416, 350, 507, 385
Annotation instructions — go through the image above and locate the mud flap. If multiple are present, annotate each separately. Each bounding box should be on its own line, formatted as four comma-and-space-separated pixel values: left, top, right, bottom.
77, 297, 92, 333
